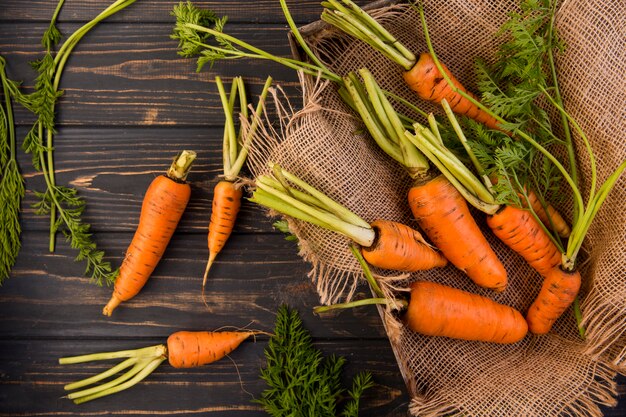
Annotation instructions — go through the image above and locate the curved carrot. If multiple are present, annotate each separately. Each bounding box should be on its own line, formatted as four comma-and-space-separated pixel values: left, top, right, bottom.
408, 176, 508, 292
405, 281, 528, 344
524, 189, 571, 238
486, 205, 562, 277
361, 219, 448, 272
526, 267, 581, 334
103, 151, 196, 316
167, 330, 253, 368
202, 180, 243, 288
403, 53, 501, 131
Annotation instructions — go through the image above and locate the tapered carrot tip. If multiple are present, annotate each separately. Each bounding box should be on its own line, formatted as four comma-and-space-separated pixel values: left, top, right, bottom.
102, 295, 122, 317
202, 252, 218, 289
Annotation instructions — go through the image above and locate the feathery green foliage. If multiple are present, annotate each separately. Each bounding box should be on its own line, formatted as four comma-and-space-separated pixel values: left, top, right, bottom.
256, 305, 373, 416
13, 0, 138, 285
0, 56, 25, 284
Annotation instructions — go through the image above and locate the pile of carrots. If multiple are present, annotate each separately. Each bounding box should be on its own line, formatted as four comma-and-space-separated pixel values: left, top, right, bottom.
57, 0, 625, 405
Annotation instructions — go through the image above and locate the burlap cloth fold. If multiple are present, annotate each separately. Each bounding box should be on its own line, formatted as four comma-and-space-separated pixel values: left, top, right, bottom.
245, 1, 625, 415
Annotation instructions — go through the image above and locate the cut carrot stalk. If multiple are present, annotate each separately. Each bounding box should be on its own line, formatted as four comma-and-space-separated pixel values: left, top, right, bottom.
202, 76, 272, 298
250, 163, 448, 273
59, 330, 258, 404
103, 151, 196, 316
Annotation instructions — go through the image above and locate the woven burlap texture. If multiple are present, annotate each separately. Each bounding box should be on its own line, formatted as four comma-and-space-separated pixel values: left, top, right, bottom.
245, 1, 625, 416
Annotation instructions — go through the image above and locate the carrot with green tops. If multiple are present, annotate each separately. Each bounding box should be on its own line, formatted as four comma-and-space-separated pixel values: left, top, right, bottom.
103, 151, 196, 316
202, 76, 272, 295
59, 329, 260, 404
250, 163, 448, 273
315, 247, 527, 344
343, 69, 507, 292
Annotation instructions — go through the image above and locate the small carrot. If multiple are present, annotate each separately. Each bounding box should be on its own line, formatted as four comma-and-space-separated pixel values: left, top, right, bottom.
526, 267, 581, 334
403, 53, 501, 131
250, 164, 448, 273
405, 281, 528, 344
524, 188, 571, 238
58, 329, 258, 404
202, 76, 272, 296
103, 151, 196, 316
408, 176, 508, 292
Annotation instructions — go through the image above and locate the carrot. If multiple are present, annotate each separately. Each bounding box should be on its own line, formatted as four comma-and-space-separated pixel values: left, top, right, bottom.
201, 76, 272, 296
526, 267, 581, 334
103, 151, 196, 317
59, 329, 258, 404
361, 219, 448, 271
403, 53, 501, 131
250, 164, 448, 273
524, 188, 571, 238
167, 330, 253, 368
408, 176, 508, 292
486, 205, 562, 277
405, 281, 528, 343
315, 251, 526, 344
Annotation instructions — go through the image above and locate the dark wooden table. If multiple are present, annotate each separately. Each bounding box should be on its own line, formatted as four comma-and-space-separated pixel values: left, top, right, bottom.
0, 1, 623, 416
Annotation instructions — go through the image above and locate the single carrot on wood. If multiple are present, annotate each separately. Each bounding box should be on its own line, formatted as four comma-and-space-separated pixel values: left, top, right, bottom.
103, 151, 196, 316
59, 329, 260, 404
202, 76, 272, 297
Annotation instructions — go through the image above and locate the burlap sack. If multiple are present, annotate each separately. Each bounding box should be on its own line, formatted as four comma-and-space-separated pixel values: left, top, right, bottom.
245, 1, 625, 415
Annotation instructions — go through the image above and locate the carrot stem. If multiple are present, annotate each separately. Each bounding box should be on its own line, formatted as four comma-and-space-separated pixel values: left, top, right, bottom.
349, 244, 384, 298
166, 150, 196, 181
63, 357, 139, 391
314, 297, 390, 314
59, 344, 166, 365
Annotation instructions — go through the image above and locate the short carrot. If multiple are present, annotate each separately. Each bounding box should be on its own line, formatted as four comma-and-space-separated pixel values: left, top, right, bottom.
250, 164, 448, 273
58, 329, 258, 404
405, 281, 528, 344
103, 151, 196, 316
526, 267, 581, 334
202, 76, 272, 295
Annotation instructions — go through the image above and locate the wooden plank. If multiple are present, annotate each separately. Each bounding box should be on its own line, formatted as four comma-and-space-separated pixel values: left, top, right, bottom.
0, 22, 306, 127
0, 0, 372, 24
0, 231, 389, 339
15, 126, 279, 233
0, 338, 410, 416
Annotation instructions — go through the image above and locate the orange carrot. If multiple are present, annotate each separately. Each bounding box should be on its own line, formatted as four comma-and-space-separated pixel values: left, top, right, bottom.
524, 189, 571, 238
405, 281, 528, 344
526, 267, 581, 334
103, 151, 196, 316
403, 53, 501, 131
59, 329, 257, 404
361, 219, 448, 272
202, 180, 242, 288
408, 176, 508, 292
486, 205, 562, 277
167, 330, 254, 368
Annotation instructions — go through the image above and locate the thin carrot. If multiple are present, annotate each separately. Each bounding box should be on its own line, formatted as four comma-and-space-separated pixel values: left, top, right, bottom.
250, 164, 448, 273
103, 151, 196, 317
526, 267, 581, 334
403, 53, 501, 131
201, 76, 272, 296
404, 281, 528, 344
58, 329, 258, 403
486, 205, 562, 277
408, 176, 508, 292
166, 330, 253, 368
524, 188, 571, 238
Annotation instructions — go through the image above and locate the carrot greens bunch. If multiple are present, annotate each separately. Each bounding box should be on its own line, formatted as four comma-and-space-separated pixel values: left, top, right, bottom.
256, 305, 373, 417
12, 0, 138, 285
0, 56, 25, 284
